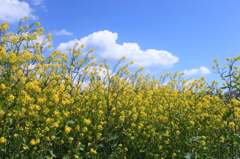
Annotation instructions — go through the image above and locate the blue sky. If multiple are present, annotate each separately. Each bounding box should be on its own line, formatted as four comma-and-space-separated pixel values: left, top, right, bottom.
1, 0, 240, 93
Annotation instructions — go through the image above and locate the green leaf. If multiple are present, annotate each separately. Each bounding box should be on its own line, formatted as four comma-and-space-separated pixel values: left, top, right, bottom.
8, 118, 13, 126
189, 136, 201, 142
62, 155, 69, 159
112, 142, 118, 148
220, 86, 227, 90
223, 111, 233, 120
50, 150, 56, 157
214, 111, 220, 115
184, 153, 192, 159
79, 147, 84, 151
109, 135, 118, 141
109, 153, 117, 159
98, 144, 104, 148
233, 85, 240, 89
66, 120, 75, 125
23, 138, 26, 143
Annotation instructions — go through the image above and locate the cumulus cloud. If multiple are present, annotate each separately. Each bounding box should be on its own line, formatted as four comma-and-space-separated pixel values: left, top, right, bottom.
52, 29, 73, 36
0, 0, 37, 23
56, 30, 179, 71
182, 66, 211, 76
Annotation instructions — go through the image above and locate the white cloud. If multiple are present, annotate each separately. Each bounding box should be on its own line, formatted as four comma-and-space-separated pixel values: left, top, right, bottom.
56, 30, 179, 71
52, 29, 73, 36
32, 0, 48, 12
182, 66, 211, 76
0, 0, 37, 23
40, 5, 48, 12
32, 0, 44, 5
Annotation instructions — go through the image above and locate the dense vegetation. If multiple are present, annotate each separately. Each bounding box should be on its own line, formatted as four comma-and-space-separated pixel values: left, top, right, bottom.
0, 17, 240, 159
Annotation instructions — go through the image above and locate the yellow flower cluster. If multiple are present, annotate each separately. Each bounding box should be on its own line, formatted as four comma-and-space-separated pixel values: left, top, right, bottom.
0, 19, 240, 158
0, 137, 6, 143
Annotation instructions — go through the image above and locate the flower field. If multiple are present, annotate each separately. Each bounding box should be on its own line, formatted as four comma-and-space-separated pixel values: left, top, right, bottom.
0, 17, 240, 159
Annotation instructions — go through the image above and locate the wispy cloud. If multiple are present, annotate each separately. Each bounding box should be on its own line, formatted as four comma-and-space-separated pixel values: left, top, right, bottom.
31, 0, 44, 5
52, 29, 73, 36
0, 0, 37, 23
56, 30, 179, 72
182, 66, 211, 76
32, 0, 48, 12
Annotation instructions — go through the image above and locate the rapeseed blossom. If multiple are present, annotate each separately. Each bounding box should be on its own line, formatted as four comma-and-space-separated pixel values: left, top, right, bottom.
0, 137, 6, 143
0, 17, 239, 159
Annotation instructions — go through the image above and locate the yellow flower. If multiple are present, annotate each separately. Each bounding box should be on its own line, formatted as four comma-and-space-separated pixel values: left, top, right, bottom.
82, 127, 88, 132
69, 137, 74, 141
11, 36, 18, 44
83, 119, 91, 125
51, 136, 56, 140
65, 125, 72, 134
47, 34, 52, 38
213, 58, 218, 62
97, 133, 102, 138
158, 145, 163, 149
0, 83, 6, 90
119, 116, 125, 122
46, 136, 50, 141
36, 22, 41, 26
189, 121, 195, 125
201, 141, 206, 145
172, 153, 177, 157
97, 125, 103, 130
229, 122, 235, 128
140, 67, 144, 71
90, 148, 97, 154
70, 65, 74, 69
0, 137, 6, 143
74, 155, 79, 159
122, 56, 126, 60
23, 147, 28, 150
81, 44, 85, 48
36, 138, 40, 144
24, 16, 28, 20
220, 136, 225, 141
30, 139, 36, 145
47, 44, 52, 49
226, 57, 232, 61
